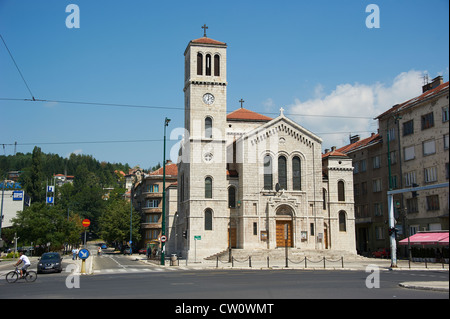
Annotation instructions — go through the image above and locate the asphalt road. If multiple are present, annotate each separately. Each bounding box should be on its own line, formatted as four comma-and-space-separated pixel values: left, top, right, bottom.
0, 253, 448, 300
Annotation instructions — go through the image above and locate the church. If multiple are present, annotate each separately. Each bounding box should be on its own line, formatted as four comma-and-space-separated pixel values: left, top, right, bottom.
174, 30, 356, 260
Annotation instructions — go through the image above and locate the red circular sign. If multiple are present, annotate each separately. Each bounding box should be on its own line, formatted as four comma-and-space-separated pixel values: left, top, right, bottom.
160, 235, 167, 242
82, 219, 90, 227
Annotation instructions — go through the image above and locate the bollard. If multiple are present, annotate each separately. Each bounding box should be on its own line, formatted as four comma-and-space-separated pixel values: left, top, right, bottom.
249, 256, 252, 268
216, 256, 218, 268
267, 256, 269, 268
81, 259, 86, 274
323, 257, 326, 269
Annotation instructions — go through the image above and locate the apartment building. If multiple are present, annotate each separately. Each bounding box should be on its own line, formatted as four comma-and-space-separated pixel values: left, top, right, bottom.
132, 161, 177, 251
339, 76, 449, 255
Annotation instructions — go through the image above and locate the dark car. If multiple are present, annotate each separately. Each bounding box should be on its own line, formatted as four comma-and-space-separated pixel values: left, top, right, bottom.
37, 252, 63, 273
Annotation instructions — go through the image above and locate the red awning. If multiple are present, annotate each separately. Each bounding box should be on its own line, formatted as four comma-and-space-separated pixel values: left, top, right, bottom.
399, 232, 449, 246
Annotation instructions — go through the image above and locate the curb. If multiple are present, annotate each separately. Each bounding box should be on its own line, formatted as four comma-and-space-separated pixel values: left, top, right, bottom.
399, 281, 449, 292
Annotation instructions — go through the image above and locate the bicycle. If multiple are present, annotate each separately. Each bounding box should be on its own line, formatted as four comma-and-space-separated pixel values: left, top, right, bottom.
5, 267, 37, 283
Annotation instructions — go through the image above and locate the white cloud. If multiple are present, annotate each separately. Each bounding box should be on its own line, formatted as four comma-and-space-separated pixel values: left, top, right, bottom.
288, 70, 425, 150
66, 149, 83, 158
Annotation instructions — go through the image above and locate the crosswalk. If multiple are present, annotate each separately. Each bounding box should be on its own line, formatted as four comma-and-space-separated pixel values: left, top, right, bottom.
93, 266, 192, 275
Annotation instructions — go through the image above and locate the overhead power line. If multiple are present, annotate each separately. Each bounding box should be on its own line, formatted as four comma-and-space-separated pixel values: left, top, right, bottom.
0, 97, 375, 120
0, 34, 35, 100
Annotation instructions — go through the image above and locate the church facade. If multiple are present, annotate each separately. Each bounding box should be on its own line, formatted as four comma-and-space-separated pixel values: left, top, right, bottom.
174, 33, 356, 260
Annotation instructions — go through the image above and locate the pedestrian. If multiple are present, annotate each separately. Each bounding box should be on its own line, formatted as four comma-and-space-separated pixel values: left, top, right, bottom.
72, 247, 77, 260
97, 246, 102, 256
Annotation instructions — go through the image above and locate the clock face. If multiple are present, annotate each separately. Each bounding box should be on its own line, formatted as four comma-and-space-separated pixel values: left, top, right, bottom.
203, 93, 215, 105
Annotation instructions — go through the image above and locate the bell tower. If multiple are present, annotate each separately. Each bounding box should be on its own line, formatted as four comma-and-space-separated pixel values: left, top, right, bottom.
179, 27, 229, 259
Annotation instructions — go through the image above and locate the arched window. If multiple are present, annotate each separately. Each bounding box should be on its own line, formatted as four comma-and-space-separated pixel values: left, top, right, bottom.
205, 54, 211, 76
214, 54, 220, 76
263, 155, 273, 190
205, 208, 213, 230
292, 156, 301, 190
228, 186, 236, 208
205, 177, 212, 198
197, 53, 203, 75
339, 211, 347, 232
278, 155, 287, 190
338, 181, 345, 201
205, 117, 212, 138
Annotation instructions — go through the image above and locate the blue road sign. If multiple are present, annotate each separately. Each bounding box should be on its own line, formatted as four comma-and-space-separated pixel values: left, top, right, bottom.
78, 248, 90, 260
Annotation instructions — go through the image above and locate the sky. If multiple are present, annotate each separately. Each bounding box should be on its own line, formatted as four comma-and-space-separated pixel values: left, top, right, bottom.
0, 0, 448, 171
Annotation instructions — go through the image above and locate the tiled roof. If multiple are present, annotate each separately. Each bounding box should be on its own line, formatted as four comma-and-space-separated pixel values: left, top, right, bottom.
376, 81, 449, 119
150, 163, 178, 176
337, 133, 381, 154
191, 37, 226, 46
227, 107, 272, 122
322, 149, 349, 159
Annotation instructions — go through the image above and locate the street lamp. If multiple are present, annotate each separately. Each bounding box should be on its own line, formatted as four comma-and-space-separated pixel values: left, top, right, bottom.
161, 117, 171, 265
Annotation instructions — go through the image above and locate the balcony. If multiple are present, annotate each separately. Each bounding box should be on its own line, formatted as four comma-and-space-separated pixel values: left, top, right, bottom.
141, 223, 161, 229
142, 207, 161, 213
143, 192, 162, 199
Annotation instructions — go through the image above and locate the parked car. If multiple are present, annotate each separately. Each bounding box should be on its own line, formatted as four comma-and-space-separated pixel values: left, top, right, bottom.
101, 244, 107, 249
372, 248, 390, 258
123, 247, 132, 255
37, 252, 63, 273
138, 248, 147, 255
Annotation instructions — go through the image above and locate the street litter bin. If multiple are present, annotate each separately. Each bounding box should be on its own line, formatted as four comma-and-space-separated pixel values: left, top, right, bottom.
170, 254, 178, 266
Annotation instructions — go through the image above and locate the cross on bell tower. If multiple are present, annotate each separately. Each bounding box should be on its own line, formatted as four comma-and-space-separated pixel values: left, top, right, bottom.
202, 24, 208, 37
239, 99, 245, 108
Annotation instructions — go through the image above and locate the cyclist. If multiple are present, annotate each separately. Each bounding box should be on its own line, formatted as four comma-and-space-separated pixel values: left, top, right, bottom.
14, 251, 31, 278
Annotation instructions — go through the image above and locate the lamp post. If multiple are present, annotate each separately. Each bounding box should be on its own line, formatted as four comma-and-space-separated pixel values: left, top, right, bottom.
161, 117, 171, 265
130, 186, 133, 255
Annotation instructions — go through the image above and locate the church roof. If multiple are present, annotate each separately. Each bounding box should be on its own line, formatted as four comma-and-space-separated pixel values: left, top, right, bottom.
227, 107, 272, 122
322, 149, 349, 159
190, 37, 226, 46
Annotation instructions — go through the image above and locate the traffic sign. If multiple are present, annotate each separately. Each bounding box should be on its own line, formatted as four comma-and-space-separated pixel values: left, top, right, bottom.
194, 236, 201, 240
160, 235, 167, 242
78, 248, 90, 260
82, 219, 90, 227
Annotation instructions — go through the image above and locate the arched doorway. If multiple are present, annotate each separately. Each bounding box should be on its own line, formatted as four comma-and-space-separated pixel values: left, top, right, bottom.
275, 205, 293, 247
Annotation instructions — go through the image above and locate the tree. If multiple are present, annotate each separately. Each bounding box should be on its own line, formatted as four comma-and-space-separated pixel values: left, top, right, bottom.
10, 202, 84, 251
21, 146, 45, 203
99, 196, 141, 246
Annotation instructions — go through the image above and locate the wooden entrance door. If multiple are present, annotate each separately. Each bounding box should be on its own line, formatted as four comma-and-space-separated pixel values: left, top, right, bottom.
276, 220, 293, 247
228, 227, 237, 248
